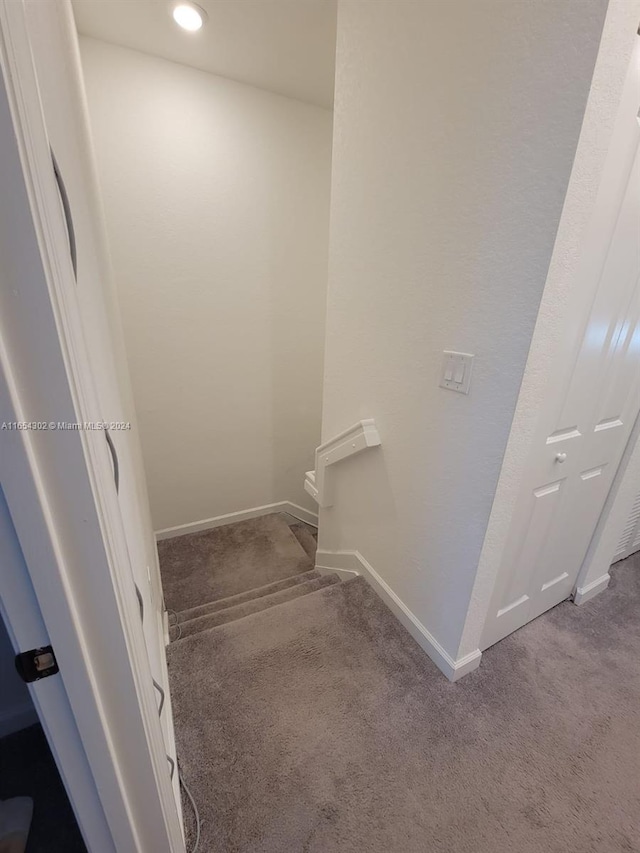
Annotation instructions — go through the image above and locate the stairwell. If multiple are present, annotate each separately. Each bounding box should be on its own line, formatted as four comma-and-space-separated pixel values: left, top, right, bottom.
161, 515, 341, 644
159, 513, 640, 853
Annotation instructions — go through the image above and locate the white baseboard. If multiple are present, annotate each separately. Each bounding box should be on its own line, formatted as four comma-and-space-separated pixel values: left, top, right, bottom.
155, 500, 318, 541
315, 550, 361, 581
573, 572, 611, 606
279, 502, 319, 528
0, 702, 38, 739
315, 549, 482, 682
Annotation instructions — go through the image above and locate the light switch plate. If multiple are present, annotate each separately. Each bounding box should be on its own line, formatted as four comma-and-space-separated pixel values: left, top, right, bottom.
440, 351, 474, 394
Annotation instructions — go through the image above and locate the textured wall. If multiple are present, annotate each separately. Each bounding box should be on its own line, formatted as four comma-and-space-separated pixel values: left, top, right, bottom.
80, 38, 332, 531
320, 0, 607, 659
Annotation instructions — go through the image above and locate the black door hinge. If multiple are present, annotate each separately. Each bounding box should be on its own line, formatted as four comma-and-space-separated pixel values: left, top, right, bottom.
15, 646, 59, 683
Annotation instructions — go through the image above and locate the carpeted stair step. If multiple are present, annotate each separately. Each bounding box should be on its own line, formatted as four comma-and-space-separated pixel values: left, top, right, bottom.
171, 569, 322, 626
158, 514, 313, 612
289, 523, 318, 562
170, 574, 340, 641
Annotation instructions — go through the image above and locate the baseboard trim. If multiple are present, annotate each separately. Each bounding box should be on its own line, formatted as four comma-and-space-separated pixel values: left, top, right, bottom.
315, 549, 482, 682
155, 501, 318, 541
573, 573, 610, 606
280, 502, 319, 528
315, 550, 361, 581
0, 702, 38, 739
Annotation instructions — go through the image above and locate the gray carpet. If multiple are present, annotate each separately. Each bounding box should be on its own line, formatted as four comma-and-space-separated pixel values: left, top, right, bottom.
290, 522, 318, 561
169, 575, 339, 641
158, 514, 312, 611
168, 553, 640, 853
173, 569, 322, 624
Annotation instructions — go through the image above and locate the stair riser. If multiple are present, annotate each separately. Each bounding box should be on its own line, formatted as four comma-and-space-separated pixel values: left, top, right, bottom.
173, 569, 322, 624
290, 524, 318, 562
171, 575, 339, 642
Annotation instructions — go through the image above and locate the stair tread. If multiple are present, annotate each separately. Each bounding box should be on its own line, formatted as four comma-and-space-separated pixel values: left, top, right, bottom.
172, 569, 322, 624
159, 513, 312, 612
170, 574, 341, 642
169, 575, 356, 649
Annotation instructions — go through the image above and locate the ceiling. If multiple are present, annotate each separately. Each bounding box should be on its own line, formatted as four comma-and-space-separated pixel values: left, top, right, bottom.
71, 0, 337, 109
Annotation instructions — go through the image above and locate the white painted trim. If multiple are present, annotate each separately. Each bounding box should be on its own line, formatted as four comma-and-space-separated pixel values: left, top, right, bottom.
308, 420, 381, 507
314, 549, 361, 581
573, 573, 611, 606
0, 703, 39, 739
155, 500, 318, 541
284, 502, 319, 528
304, 470, 319, 503
315, 549, 482, 682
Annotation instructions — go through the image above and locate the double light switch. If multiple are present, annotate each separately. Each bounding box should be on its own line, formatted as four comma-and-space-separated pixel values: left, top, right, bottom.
440, 351, 474, 394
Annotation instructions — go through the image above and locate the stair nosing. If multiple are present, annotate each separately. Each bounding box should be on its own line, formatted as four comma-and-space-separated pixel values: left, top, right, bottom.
173, 568, 322, 623
170, 574, 342, 643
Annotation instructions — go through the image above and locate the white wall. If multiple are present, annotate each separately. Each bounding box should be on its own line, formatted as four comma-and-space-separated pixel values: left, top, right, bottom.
80, 37, 332, 532
320, 0, 608, 663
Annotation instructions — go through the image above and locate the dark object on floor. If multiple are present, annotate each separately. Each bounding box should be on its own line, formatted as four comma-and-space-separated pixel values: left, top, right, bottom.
168, 548, 640, 853
0, 725, 86, 853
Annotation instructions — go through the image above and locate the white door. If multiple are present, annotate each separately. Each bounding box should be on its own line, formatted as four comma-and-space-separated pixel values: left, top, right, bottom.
0, 0, 183, 847
482, 38, 640, 650
21, 0, 182, 809
23, 0, 167, 667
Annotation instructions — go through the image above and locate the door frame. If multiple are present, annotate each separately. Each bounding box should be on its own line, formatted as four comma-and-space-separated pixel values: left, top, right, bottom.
0, 1, 184, 849
454, 0, 640, 663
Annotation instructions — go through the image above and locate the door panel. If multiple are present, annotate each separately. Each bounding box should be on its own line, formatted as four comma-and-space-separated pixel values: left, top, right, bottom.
482, 41, 640, 649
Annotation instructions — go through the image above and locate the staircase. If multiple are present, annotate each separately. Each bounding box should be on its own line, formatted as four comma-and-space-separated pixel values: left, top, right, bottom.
159, 512, 359, 850
160, 515, 341, 645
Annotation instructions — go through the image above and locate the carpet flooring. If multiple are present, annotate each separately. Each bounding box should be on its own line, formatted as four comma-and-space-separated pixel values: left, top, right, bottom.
289, 523, 318, 561
172, 569, 322, 625
168, 552, 640, 853
0, 724, 86, 853
158, 514, 312, 612
170, 575, 339, 641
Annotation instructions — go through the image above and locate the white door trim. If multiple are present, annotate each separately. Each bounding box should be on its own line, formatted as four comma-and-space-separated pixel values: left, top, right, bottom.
0, 1, 184, 848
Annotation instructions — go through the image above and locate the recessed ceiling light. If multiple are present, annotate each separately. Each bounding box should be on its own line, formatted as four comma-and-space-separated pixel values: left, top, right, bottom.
172, 3, 207, 32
